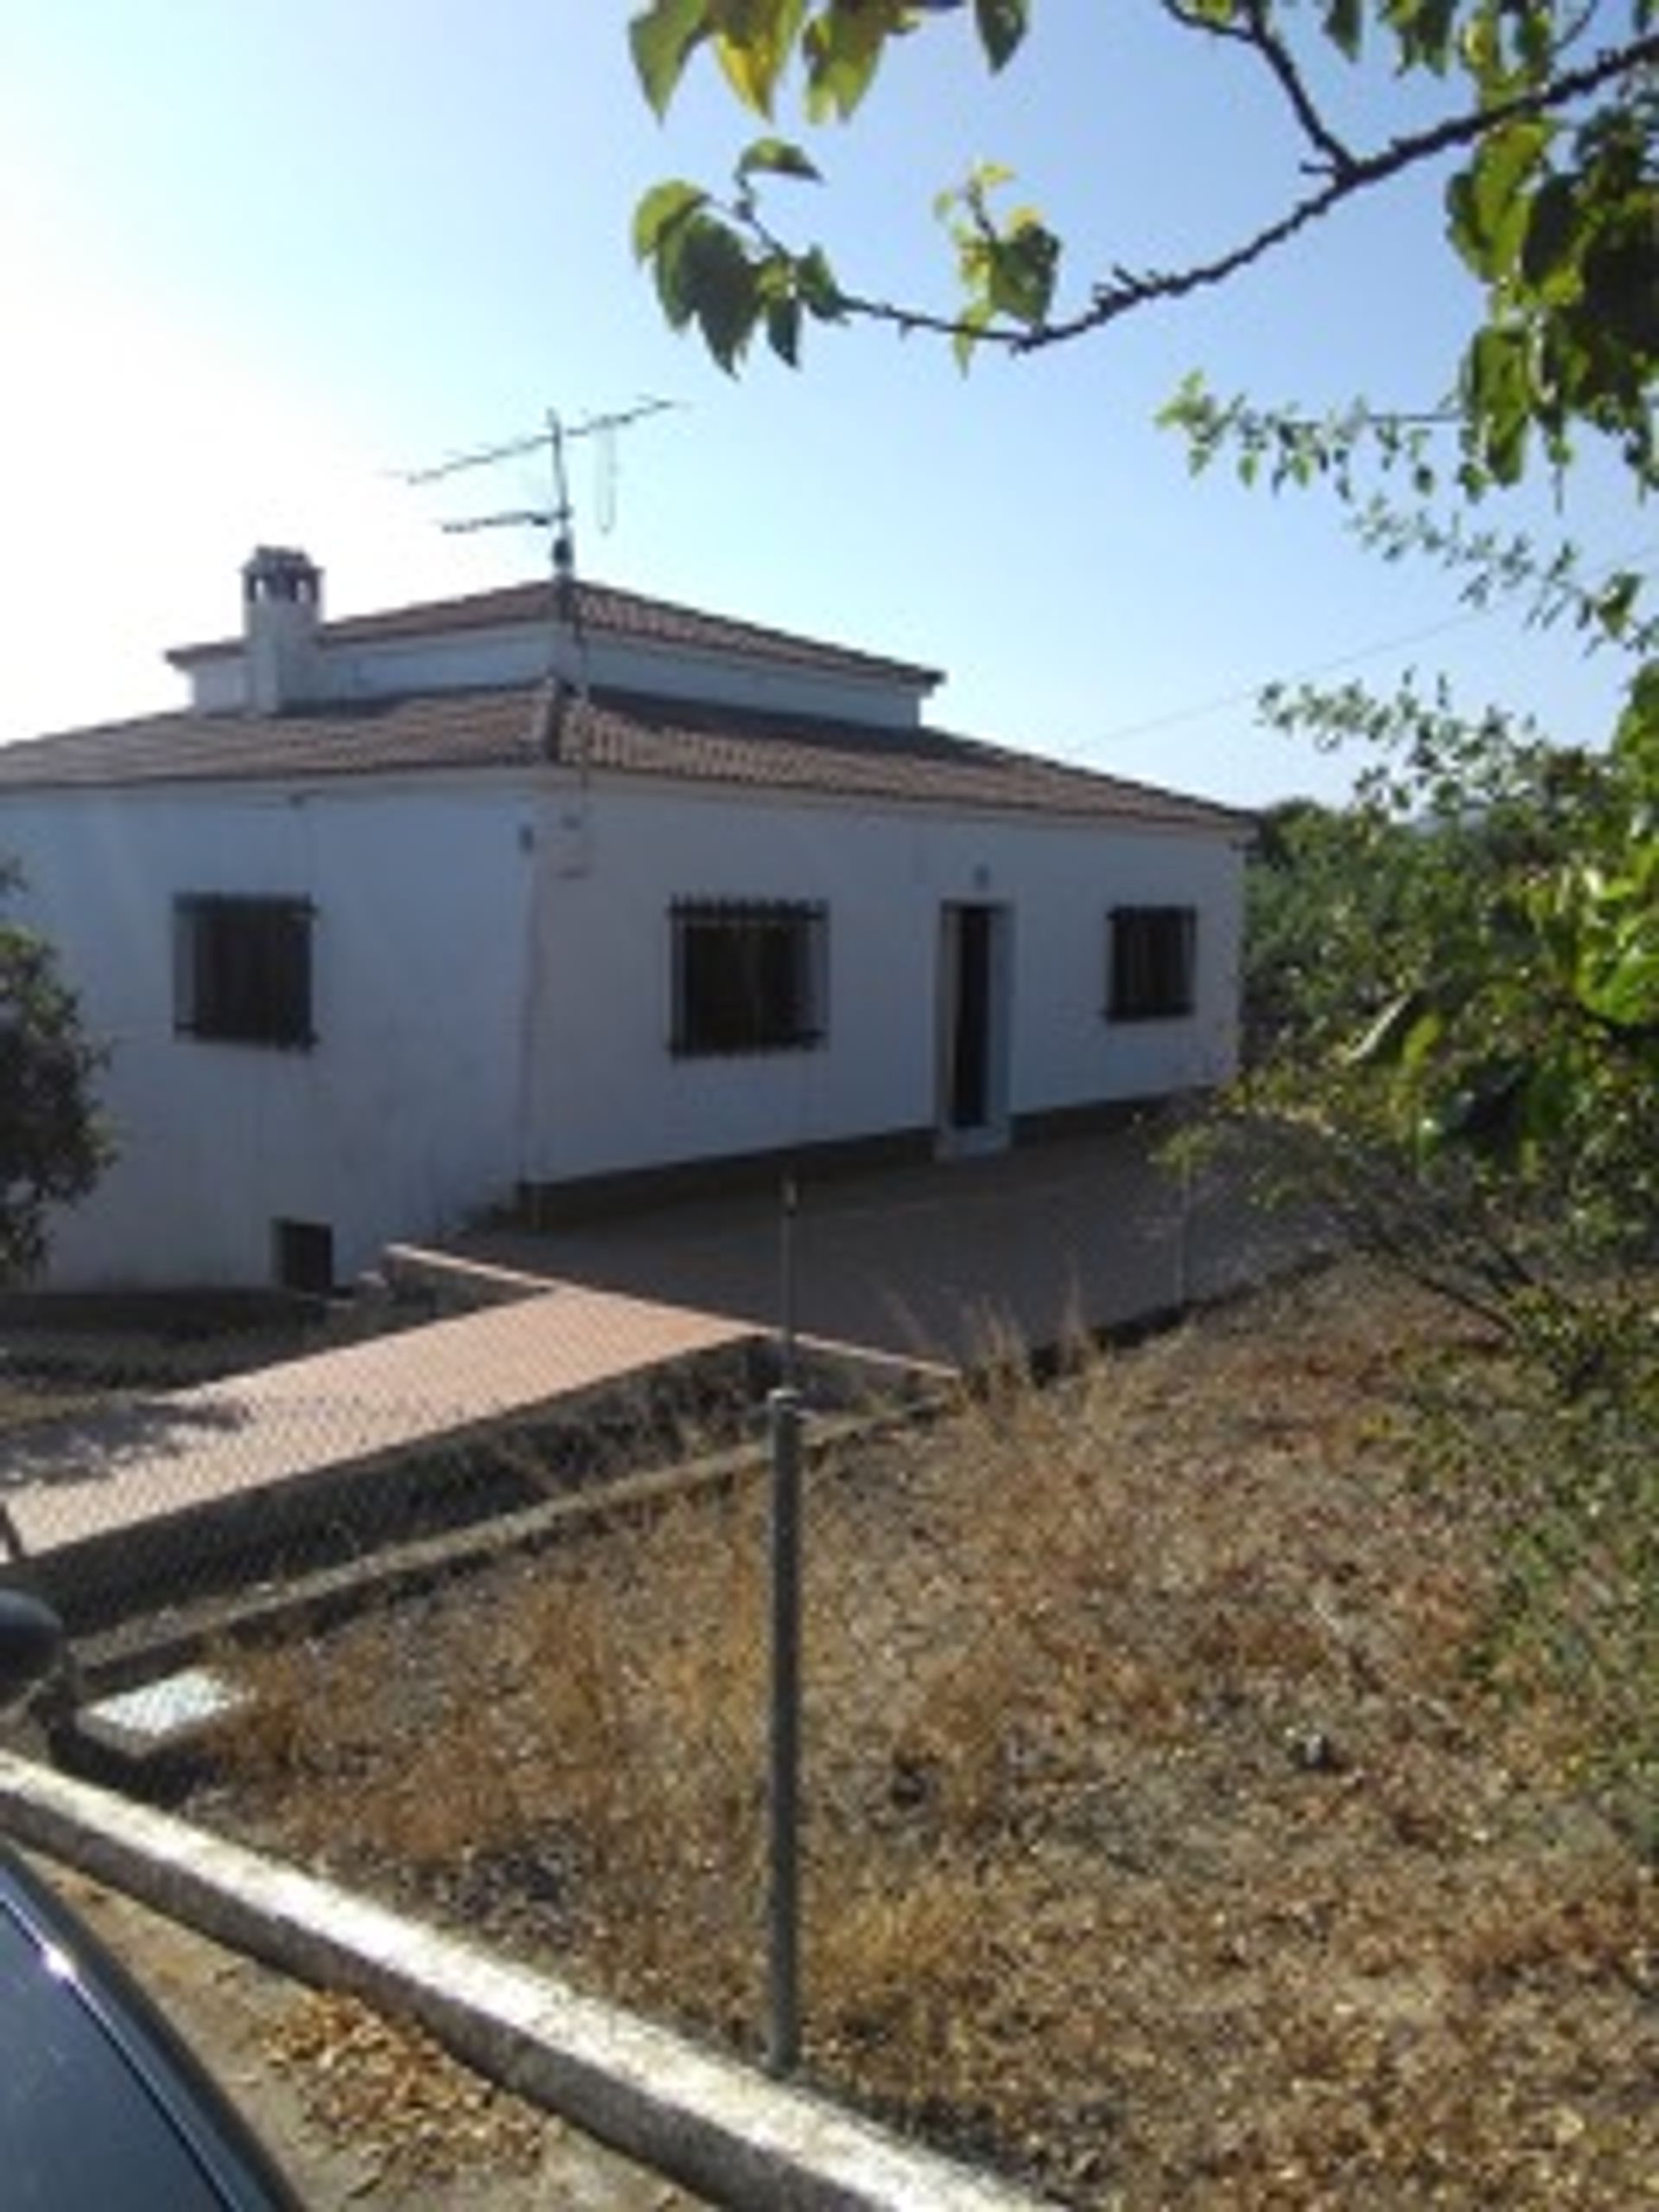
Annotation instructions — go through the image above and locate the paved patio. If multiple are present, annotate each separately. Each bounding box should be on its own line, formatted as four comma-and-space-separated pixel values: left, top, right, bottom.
1, 1118, 1311, 1592
461, 1117, 1309, 1367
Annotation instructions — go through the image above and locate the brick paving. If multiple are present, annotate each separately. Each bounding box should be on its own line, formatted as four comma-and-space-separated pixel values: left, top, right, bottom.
2, 1286, 754, 1567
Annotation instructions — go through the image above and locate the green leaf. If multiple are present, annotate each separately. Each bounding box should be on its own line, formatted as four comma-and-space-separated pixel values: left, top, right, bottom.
1389, 0, 1458, 72
1469, 119, 1554, 274
1582, 944, 1659, 1030
714, 0, 808, 116
1446, 168, 1484, 276
967, 158, 1015, 195
802, 4, 890, 120
736, 135, 821, 181
679, 219, 762, 369
985, 219, 1058, 325
630, 0, 712, 117
1461, 324, 1532, 485
794, 245, 844, 319
1323, 0, 1363, 60
973, 0, 1028, 71
951, 299, 995, 373
1520, 174, 1580, 295
1400, 1006, 1445, 1074
1593, 570, 1641, 641
766, 292, 803, 366
632, 180, 710, 262
652, 214, 702, 330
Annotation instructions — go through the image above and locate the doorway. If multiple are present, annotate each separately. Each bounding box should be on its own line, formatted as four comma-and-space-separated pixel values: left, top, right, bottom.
937, 902, 1011, 1155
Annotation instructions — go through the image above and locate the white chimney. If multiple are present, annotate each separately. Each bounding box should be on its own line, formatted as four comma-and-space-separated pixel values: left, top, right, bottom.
242, 546, 322, 715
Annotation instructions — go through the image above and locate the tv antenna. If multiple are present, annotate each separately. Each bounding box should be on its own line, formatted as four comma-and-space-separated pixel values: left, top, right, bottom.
402, 397, 677, 751
404, 396, 675, 553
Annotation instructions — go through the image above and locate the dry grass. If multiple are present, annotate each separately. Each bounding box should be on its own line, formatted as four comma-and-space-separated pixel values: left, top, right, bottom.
197, 1261, 1659, 2207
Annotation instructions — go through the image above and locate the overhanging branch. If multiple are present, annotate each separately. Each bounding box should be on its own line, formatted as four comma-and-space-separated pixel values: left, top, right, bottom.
1162, 0, 1358, 177
821, 31, 1659, 353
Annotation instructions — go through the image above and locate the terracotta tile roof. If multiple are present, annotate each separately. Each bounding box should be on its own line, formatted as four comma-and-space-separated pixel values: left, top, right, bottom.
168, 577, 943, 689
577, 691, 1252, 830
0, 683, 1250, 833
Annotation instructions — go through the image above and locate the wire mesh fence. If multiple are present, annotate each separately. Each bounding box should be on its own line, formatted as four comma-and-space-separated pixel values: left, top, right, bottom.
3, 1173, 1653, 2204
0, 1285, 789, 1632
0, 1237, 1414, 2207
0, 1268, 1365, 2200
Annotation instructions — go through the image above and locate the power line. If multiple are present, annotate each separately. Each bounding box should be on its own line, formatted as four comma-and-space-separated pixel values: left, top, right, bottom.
1087, 542, 1658, 750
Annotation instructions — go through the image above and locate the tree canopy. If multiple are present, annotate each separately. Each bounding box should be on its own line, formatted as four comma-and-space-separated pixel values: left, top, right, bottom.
1240, 671, 1659, 1281
627, 0, 1659, 1853
0, 878, 107, 1280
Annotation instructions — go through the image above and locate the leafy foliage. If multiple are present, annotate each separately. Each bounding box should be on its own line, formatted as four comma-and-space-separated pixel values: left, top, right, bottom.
1239, 702, 1659, 1846
1241, 675, 1659, 1266
0, 873, 108, 1278
1446, 82, 1659, 486
626, 0, 1659, 1880
628, 0, 1659, 464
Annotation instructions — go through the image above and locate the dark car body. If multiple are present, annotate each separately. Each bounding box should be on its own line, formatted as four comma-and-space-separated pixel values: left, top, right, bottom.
0, 1845, 301, 2209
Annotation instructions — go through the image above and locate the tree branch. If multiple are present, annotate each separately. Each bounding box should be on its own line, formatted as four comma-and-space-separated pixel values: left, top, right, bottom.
1164, 0, 1358, 176
818, 31, 1659, 353
1031, 30, 1659, 348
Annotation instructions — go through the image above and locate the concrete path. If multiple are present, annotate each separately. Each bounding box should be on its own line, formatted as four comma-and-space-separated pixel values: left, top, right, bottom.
2, 1285, 754, 1571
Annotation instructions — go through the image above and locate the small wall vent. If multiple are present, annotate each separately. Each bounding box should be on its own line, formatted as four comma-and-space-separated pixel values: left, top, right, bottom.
272, 1217, 334, 1295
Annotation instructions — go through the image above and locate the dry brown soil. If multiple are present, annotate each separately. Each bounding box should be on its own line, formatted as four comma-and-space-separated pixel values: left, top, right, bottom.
173, 1261, 1659, 2206
27, 1854, 704, 2209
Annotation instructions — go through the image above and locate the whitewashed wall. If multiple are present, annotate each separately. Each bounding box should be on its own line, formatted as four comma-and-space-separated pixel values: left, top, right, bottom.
183, 625, 930, 730
0, 764, 1243, 1288
520, 778, 1243, 1183
3, 777, 534, 1287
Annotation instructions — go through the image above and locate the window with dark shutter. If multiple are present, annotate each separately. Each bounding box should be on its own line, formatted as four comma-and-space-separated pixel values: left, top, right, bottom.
1108, 905, 1196, 1022
671, 900, 826, 1056
175, 895, 315, 1048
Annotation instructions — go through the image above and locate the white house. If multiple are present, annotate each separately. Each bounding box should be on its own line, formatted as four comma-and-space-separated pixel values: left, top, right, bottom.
0, 550, 1250, 1291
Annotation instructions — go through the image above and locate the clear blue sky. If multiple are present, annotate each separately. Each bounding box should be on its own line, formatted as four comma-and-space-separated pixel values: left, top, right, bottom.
1, 2, 1644, 805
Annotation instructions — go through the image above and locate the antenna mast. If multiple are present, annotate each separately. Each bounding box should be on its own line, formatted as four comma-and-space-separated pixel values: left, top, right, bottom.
404, 397, 674, 743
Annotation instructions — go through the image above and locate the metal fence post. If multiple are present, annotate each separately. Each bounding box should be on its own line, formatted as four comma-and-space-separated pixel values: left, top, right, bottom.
779, 1175, 799, 1390
766, 1383, 804, 2075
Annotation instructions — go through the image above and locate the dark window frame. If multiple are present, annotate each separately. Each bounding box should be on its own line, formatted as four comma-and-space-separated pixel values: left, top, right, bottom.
1107, 904, 1197, 1023
175, 893, 315, 1050
670, 899, 827, 1058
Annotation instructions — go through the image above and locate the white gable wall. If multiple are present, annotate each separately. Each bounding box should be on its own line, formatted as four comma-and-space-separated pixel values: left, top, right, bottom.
2, 766, 1242, 1289
520, 778, 1242, 1183
181, 626, 927, 729
8, 779, 532, 1287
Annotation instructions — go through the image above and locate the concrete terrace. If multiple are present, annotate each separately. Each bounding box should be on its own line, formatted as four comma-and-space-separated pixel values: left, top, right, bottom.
1, 1121, 1311, 1605
461, 1119, 1307, 1368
